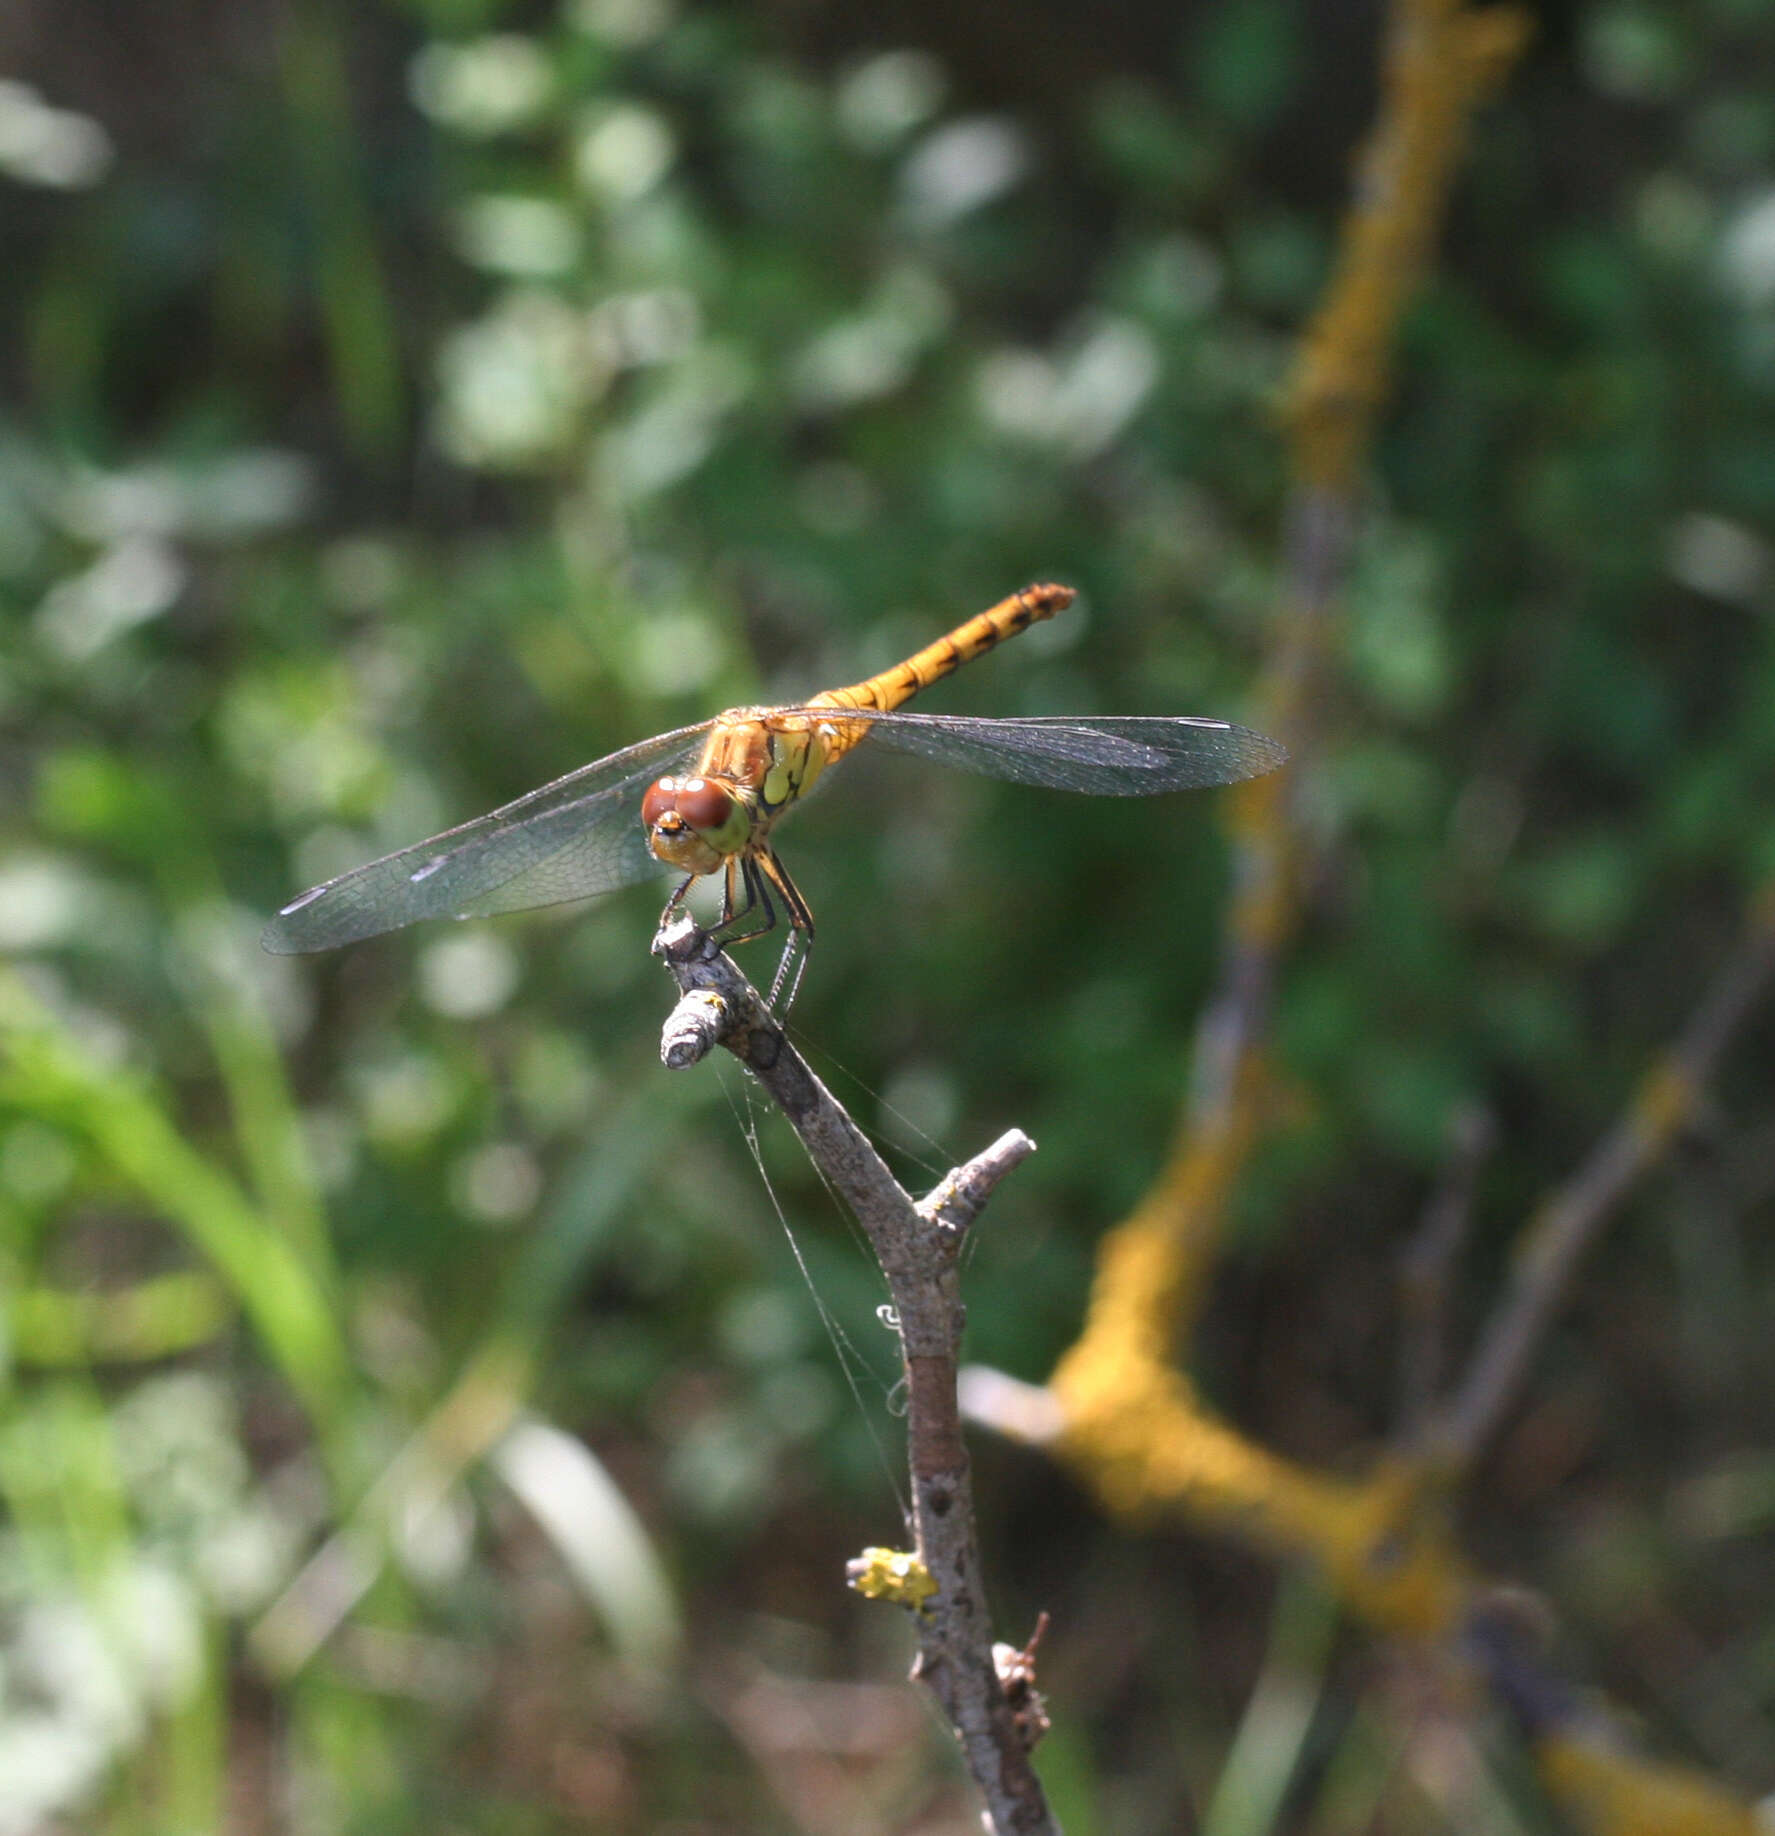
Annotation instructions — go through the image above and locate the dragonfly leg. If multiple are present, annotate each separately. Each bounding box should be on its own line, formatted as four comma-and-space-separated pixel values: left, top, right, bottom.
688, 848, 811, 1009
662, 873, 698, 921
771, 931, 811, 1011
710, 853, 777, 949
753, 846, 815, 1011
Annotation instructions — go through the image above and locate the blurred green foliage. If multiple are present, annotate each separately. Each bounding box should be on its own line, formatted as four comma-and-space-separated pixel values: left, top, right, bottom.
2, 0, 1774, 1828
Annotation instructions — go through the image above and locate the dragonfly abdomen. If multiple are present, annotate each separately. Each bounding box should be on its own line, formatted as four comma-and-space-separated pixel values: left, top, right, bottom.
811, 582, 1074, 717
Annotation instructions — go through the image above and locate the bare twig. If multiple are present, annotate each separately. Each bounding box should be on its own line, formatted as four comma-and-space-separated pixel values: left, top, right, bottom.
1186, 486, 1349, 1137
1430, 897, 1775, 1472
1398, 1102, 1496, 1435
653, 916, 1055, 1836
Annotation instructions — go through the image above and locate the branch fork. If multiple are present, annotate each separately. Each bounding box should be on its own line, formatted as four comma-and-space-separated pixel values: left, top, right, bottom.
653, 915, 1055, 1836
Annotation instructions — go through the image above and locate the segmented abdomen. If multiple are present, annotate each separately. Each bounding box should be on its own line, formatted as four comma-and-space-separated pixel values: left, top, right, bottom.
808, 582, 1074, 756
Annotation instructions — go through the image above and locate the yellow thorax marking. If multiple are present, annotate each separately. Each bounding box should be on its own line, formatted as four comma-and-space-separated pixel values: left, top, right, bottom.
761, 721, 835, 812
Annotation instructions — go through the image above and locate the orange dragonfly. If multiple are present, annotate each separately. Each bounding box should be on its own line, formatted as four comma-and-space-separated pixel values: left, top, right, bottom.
263, 584, 1285, 1002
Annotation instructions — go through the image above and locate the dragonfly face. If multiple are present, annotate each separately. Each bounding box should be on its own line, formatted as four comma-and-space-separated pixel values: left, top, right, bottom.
640, 773, 752, 872
644, 712, 840, 874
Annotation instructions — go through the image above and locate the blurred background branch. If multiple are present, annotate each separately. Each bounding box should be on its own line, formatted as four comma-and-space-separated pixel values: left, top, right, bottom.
1041, 0, 1528, 1532
1431, 883, 1775, 1476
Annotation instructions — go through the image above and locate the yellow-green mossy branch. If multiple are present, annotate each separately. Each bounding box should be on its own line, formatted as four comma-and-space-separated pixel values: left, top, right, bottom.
1282, 0, 1533, 491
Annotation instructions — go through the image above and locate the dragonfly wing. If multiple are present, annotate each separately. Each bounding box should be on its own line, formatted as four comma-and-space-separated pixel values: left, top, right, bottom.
783, 709, 1286, 794
263, 723, 710, 953
439, 781, 674, 919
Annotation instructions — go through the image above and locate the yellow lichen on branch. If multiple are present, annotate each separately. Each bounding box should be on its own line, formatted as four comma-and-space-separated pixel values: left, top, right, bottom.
847, 1547, 938, 1611
1047, 1032, 1468, 1639
1064, 1045, 1268, 1360
1048, 0, 1530, 1584
1283, 0, 1533, 489
1537, 1737, 1765, 1836
1051, 1341, 1468, 1634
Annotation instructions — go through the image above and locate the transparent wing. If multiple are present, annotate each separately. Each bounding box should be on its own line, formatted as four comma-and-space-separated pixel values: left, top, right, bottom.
262, 722, 712, 954
776, 708, 1286, 794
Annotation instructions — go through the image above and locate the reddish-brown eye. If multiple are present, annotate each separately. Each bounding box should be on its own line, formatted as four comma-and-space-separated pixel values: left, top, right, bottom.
641, 779, 679, 830
642, 775, 733, 834
672, 776, 733, 831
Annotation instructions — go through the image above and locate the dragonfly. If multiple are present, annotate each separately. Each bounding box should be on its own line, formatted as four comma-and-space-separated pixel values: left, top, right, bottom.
263, 583, 1286, 1003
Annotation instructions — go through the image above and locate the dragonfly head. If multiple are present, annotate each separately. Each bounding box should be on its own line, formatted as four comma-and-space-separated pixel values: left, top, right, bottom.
642, 774, 748, 872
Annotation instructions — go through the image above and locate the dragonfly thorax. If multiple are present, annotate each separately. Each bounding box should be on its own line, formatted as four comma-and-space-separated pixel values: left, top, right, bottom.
642, 774, 754, 873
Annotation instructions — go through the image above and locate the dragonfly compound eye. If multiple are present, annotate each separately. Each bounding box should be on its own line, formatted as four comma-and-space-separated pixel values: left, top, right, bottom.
643, 775, 734, 835
641, 775, 743, 875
